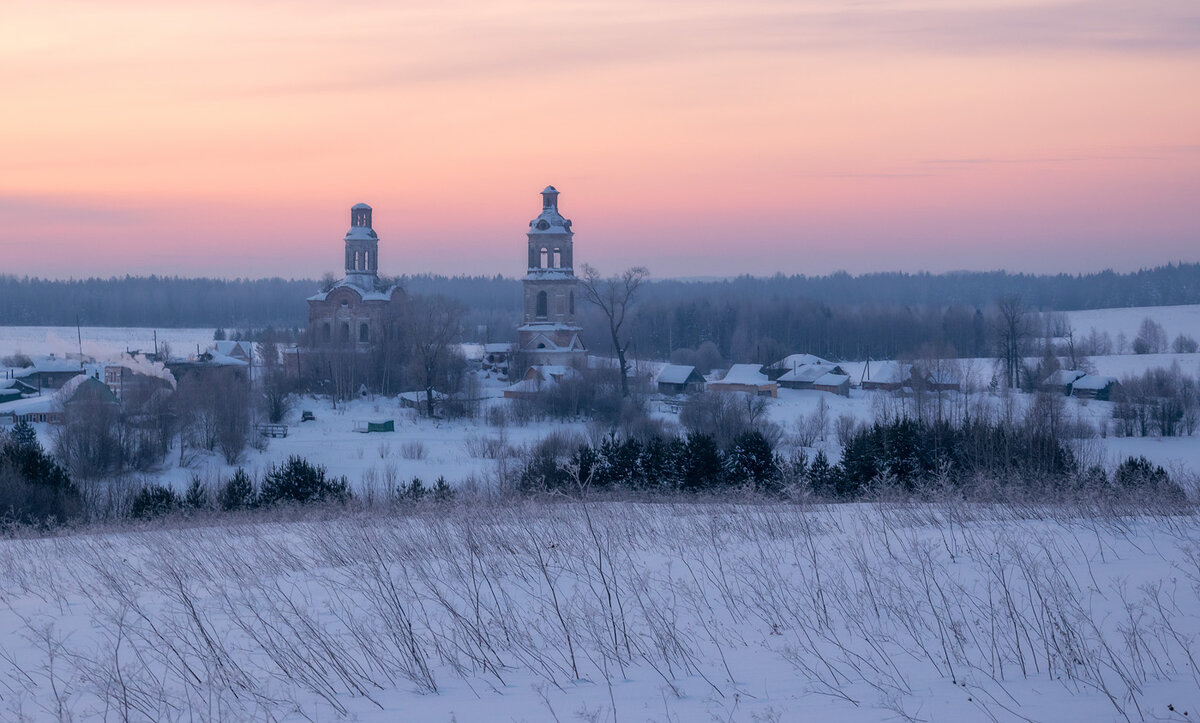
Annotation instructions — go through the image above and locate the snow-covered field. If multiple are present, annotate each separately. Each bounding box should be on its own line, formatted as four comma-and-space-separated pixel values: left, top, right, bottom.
0, 326, 215, 360
0, 500, 1196, 721
1064, 304, 1200, 344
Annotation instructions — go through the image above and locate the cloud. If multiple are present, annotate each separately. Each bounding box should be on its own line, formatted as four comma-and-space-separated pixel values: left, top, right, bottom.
0, 195, 146, 226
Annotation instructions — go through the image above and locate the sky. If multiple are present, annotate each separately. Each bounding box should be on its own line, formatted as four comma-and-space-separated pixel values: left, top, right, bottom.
1, 0, 1198, 281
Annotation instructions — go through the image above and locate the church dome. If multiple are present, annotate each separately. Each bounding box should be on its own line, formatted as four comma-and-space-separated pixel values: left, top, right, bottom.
529, 185, 573, 235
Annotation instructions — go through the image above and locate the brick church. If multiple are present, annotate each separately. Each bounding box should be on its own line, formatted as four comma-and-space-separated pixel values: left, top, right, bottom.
307, 203, 404, 348
516, 186, 586, 367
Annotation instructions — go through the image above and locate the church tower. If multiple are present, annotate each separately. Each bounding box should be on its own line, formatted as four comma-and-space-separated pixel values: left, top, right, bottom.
517, 186, 586, 367
344, 203, 379, 291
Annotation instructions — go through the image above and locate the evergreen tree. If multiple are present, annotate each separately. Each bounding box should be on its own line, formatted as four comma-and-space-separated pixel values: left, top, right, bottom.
259, 456, 349, 505
680, 432, 722, 492
219, 468, 257, 510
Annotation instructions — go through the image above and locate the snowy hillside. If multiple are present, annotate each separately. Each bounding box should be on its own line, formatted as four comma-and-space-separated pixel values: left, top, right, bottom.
0, 500, 1195, 721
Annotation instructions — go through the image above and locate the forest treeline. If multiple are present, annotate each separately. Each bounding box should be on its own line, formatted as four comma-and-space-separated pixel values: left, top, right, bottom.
4, 263, 1200, 361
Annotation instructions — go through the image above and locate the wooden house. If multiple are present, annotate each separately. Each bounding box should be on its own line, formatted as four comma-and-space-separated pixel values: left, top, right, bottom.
654, 364, 705, 395
707, 364, 778, 398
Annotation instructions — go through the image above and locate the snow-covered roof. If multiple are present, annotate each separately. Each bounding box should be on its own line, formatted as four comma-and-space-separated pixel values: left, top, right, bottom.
108, 360, 178, 389
505, 378, 546, 394
655, 364, 699, 385
213, 341, 252, 358
778, 364, 835, 383
31, 356, 84, 373
206, 352, 249, 367
813, 372, 850, 387
714, 364, 770, 386
525, 269, 576, 280
774, 353, 833, 370
0, 378, 36, 392
352, 202, 371, 210
1072, 374, 1118, 391
484, 343, 515, 353
1044, 369, 1087, 386
399, 390, 448, 403
0, 395, 59, 415
861, 361, 907, 384
528, 365, 581, 382
307, 279, 398, 302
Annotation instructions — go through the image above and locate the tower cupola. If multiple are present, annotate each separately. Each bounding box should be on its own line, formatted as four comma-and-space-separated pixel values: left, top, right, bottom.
344, 202, 379, 290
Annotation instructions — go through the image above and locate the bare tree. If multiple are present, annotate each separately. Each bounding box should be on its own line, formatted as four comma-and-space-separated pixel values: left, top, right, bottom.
579, 264, 649, 398
408, 294, 466, 417
994, 294, 1028, 390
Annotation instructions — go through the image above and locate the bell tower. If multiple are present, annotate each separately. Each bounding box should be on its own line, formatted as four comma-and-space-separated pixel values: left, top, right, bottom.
517, 186, 585, 366
344, 202, 379, 291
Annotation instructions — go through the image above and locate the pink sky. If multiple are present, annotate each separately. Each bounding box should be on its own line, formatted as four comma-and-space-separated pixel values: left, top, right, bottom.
1, 0, 1198, 280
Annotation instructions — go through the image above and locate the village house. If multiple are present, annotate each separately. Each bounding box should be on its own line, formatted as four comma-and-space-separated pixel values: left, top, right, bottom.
0, 374, 117, 426
481, 342, 515, 380
707, 364, 778, 398
0, 378, 38, 404
504, 365, 582, 401
1071, 374, 1119, 401
858, 360, 907, 391
1041, 369, 1087, 395
654, 364, 706, 395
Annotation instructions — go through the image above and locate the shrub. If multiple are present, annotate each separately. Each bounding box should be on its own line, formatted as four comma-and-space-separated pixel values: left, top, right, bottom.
183, 476, 209, 510
259, 456, 350, 506
1114, 456, 1186, 503
131, 484, 180, 519
219, 468, 257, 510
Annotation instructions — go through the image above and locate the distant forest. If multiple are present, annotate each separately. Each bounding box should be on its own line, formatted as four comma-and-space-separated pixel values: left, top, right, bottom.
2, 263, 1199, 362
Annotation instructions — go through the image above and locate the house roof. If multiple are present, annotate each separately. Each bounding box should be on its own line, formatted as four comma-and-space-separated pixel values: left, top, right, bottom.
1072, 374, 1118, 391
655, 364, 699, 385
773, 353, 833, 370
861, 360, 907, 384
714, 364, 770, 386
0, 378, 36, 393
0, 395, 59, 415
1044, 369, 1088, 386
213, 341, 252, 357
31, 356, 84, 373
778, 364, 835, 383
813, 372, 850, 387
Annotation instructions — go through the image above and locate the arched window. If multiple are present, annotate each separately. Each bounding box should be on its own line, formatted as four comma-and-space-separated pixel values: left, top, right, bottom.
359, 323, 369, 343
340, 322, 350, 342
322, 323, 331, 342
536, 290, 548, 318
569, 291, 575, 315
540, 248, 550, 268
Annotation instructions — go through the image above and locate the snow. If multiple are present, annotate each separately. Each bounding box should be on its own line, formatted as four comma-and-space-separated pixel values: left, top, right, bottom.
0, 326, 216, 361
1064, 303, 1200, 343
813, 371, 850, 387
0, 394, 58, 416
307, 280, 396, 302
0, 501, 1196, 721
655, 364, 697, 385
778, 364, 835, 383
853, 360, 907, 385
774, 353, 833, 369
1072, 374, 1118, 391
717, 363, 769, 386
